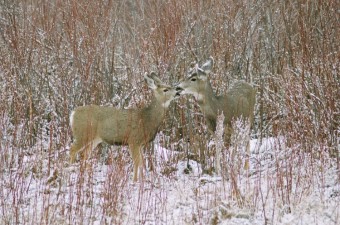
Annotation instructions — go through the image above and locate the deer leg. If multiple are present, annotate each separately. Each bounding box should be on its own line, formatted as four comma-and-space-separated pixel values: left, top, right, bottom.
129, 145, 143, 182
81, 137, 102, 161
70, 138, 102, 163
244, 139, 250, 170
70, 140, 82, 163
138, 149, 144, 182
244, 119, 252, 170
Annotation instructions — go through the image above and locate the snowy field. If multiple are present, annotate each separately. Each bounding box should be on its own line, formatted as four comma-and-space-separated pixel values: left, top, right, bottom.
0, 1, 338, 224
1, 137, 339, 225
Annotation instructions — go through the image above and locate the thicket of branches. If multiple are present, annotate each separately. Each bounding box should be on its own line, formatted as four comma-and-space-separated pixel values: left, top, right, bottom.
1, 0, 338, 159
0, 0, 339, 223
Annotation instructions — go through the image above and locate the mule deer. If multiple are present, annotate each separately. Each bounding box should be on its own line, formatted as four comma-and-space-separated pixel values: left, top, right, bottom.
70, 72, 179, 182
176, 57, 256, 171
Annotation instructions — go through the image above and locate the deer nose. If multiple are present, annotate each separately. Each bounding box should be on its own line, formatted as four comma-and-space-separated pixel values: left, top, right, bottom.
175, 86, 183, 97
176, 87, 183, 92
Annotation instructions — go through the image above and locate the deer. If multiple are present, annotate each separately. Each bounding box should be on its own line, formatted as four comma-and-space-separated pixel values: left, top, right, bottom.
69, 72, 179, 182
176, 57, 256, 172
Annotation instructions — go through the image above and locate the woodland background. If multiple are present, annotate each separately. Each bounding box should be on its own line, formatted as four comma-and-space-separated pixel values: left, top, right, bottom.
0, 0, 339, 224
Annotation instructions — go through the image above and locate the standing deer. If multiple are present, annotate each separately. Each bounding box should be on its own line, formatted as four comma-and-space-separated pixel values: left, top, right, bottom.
70, 72, 179, 182
176, 57, 256, 171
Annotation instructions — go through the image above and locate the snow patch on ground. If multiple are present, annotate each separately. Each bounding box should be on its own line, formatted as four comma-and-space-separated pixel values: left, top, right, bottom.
1, 138, 339, 224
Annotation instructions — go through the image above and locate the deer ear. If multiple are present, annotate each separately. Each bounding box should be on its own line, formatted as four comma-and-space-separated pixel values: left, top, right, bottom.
201, 57, 214, 74
144, 72, 161, 89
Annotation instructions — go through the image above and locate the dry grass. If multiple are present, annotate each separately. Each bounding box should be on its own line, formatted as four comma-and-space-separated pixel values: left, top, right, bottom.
0, 0, 339, 224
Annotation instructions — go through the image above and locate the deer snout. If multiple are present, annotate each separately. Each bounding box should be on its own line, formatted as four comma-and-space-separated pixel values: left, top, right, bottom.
175, 86, 183, 96
176, 86, 183, 92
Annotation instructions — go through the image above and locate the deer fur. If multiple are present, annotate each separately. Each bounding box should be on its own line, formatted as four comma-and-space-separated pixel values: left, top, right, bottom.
176, 57, 256, 170
70, 73, 178, 181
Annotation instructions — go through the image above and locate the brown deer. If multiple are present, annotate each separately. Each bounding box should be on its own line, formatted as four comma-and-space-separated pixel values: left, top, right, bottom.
176, 57, 256, 171
70, 73, 179, 182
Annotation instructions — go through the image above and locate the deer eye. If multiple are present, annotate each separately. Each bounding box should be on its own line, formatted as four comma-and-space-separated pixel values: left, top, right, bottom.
163, 89, 168, 93
191, 78, 197, 82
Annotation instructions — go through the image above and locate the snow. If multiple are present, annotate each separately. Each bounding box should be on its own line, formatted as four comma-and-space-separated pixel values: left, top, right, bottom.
1, 137, 339, 225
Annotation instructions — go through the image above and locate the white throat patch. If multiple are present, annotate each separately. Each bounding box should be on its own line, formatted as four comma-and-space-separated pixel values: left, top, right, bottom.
162, 100, 171, 108
195, 93, 204, 101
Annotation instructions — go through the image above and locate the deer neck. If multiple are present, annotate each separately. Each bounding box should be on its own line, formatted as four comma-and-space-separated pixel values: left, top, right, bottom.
197, 81, 218, 116
193, 81, 219, 132
141, 97, 167, 128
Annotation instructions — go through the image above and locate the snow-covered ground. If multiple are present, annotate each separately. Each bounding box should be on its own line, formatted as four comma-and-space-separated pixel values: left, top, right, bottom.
1, 137, 339, 225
